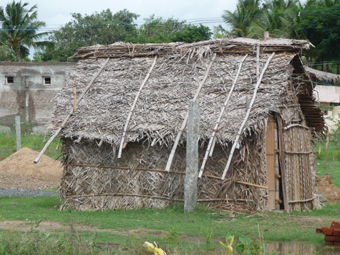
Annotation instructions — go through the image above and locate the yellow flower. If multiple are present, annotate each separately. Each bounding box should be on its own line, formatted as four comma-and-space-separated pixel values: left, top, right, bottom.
143, 241, 167, 255
219, 235, 234, 254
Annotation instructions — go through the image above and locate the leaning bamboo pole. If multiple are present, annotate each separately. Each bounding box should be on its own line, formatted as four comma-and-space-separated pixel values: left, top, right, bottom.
198, 54, 248, 178
165, 53, 217, 171
118, 56, 158, 158
34, 58, 110, 163
221, 52, 275, 180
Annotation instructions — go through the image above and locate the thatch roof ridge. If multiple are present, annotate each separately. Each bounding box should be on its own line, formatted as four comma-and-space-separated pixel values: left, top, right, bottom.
71, 38, 312, 60
305, 66, 340, 84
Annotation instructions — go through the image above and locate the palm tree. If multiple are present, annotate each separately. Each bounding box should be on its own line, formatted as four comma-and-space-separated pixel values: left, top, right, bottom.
222, 0, 263, 38
0, 1, 48, 62
261, 0, 300, 38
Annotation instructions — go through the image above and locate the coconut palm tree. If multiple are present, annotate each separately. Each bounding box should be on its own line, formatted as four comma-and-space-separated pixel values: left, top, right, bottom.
261, 0, 300, 38
0, 1, 48, 62
222, 0, 263, 38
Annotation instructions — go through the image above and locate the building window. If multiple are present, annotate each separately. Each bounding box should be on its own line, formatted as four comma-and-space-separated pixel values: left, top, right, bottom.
43, 76, 51, 85
5, 76, 14, 84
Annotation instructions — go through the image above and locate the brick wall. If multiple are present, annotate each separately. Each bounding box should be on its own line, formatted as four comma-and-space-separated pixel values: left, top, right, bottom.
0, 62, 75, 127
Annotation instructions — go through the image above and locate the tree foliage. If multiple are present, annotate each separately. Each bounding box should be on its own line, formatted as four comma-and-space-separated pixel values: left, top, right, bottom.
295, 1, 340, 63
137, 15, 187, 43
222, 0, 263, 38
0, 1, 48, 62
172, 24, 212, 43
220, 0, 340, 71
37, 10, 212, 62
35, 9, 139, 62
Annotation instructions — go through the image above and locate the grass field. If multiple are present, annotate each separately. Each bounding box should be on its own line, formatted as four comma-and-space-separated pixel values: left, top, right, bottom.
0, 129, 60, 160
0, 196, 339, 254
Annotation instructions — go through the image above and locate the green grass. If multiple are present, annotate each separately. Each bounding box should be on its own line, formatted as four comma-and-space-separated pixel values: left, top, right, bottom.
0, 196, 339, 247
0, 130, 61, 160
315, 139, 340, 188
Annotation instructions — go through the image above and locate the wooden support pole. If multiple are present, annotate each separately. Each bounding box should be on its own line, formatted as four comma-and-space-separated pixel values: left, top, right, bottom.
221, 52, 275, 180
118, 56, 158, 158
34, 58, 110, 163
165, 53, 216, 171
276, 115, 289, 212
198, 54, 248, 178
266, 116, 276, 211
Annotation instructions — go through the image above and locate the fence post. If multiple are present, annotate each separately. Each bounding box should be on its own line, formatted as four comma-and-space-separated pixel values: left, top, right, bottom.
184, 101, 200, 214
15, 116, 21, 151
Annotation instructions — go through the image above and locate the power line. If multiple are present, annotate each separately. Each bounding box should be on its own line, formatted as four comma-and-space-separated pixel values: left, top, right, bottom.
1, 5, 340, 32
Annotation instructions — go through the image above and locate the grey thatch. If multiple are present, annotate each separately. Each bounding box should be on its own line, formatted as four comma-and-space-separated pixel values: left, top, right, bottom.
50, 38, 325, 212
305, 66, 340, 85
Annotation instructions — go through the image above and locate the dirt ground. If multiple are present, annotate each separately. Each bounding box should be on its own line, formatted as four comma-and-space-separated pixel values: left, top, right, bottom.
0, 148, 62, 190
315, 175, 340, 205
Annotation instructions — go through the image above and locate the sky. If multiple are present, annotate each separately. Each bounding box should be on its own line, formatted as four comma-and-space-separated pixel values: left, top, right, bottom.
27, 0, 238, 32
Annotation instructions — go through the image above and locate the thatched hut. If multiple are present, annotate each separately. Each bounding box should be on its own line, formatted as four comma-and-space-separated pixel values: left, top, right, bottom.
305, 66, 340, 86
50, 38, 326, 212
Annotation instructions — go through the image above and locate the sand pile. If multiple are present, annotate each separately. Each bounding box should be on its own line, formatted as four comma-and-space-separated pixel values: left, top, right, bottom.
0, 148, 63, 190
315, 175, 340, 205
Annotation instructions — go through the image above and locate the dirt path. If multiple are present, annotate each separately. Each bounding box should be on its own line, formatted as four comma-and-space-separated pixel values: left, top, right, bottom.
0, 220, 164, 237
0, 220, 213, 243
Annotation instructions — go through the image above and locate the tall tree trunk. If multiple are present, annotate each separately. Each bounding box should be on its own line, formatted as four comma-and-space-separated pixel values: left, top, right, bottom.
15, 50, 21, 62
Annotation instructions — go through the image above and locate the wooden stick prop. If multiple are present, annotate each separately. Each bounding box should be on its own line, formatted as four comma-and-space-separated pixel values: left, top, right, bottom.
256, 44, 260, 81
118, 56, 158, 158
65, 192, 254, 202
34, 58, 110, 163
221, 52, 275, 180
73, 87, 77, 111
165, 53, 217, 171
198, 54, 248, 178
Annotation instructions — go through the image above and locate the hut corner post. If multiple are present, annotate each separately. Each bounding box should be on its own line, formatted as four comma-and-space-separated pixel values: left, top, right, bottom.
184, 101, 200, 214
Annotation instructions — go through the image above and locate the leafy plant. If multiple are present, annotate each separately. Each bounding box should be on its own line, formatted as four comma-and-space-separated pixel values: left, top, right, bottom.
236, 236, 266, 255
161, 227, 180, 245
205, 222, 213, 249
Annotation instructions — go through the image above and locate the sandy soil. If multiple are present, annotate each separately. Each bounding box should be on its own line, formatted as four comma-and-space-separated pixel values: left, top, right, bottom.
0, 148, 62, 190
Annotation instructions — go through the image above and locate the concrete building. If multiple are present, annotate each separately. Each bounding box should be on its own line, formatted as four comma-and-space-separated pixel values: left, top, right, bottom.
0, 62, 74, 132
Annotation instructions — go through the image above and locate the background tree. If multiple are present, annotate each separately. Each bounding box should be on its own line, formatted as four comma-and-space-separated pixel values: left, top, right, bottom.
137, 15, 187, 43
260, 0, 300, 38
222, 0, 263, 38
39, 10, 212, 62
0, 1, 48, 62
38, 9, 139, 62
172, 24, 212, 43
0, 45, 16, 61
295, 1, 340, 70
